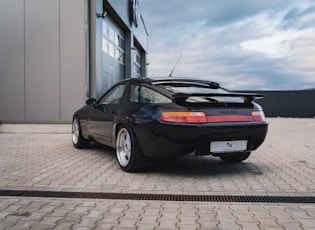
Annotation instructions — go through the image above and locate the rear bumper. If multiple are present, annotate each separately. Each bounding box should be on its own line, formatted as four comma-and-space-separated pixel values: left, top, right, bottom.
134, 121, 268, 158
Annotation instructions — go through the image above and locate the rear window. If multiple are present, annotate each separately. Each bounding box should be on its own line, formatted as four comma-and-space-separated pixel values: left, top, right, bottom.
155, 81, 244, 103
155, 82, 222, 93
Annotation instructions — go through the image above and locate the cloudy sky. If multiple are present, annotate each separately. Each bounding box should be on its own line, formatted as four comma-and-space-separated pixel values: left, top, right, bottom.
139, 0, 315, 90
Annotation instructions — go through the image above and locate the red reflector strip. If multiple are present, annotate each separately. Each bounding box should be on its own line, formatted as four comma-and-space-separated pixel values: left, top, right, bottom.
206, 115, 255, 122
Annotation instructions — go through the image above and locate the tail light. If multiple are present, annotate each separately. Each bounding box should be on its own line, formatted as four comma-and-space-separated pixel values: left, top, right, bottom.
251, 110, 266, 122
160, 110, 266, 123
160, 111, 207, 123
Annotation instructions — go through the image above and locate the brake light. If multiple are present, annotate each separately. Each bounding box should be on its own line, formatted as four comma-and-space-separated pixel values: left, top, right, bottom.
160, 111, 207, 123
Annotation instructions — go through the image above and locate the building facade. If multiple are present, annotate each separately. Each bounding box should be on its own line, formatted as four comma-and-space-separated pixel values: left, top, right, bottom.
0, 0, 148, 123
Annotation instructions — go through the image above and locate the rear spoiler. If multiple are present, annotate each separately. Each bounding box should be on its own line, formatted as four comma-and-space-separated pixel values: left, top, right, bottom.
172, 92, 265, 103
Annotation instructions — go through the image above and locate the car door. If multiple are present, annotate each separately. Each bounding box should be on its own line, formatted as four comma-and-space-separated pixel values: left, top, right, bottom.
87, 84, 126, 142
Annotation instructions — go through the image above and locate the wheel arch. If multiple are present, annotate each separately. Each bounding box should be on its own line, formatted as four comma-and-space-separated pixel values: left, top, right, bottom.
114, 122, 144, 153
72, 115, 90, 148
115, 122, 148, 172
73, 114, 89, 140
114, 122, 133, 141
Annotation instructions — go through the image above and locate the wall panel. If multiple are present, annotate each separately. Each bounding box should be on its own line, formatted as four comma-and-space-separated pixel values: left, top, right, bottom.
25, 0, 60, 121
0, 0, 25, 121
60, 0, 86, 121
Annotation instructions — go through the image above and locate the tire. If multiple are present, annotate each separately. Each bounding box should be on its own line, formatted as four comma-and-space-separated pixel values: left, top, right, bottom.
72, 117, 90, 149
219, 152, 251, 163
116, 125, 148, 172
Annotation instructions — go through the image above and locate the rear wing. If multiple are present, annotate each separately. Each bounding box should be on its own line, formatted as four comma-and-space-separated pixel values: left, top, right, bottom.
172, 92, 265, 104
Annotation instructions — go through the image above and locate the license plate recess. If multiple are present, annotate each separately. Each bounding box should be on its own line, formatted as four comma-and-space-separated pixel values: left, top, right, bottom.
210, 140, 247, 153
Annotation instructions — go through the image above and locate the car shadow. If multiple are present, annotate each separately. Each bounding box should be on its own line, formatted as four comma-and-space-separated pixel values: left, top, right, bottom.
148, 155, 263, 177
85, 143, 264, 177
83, 142, 117, 159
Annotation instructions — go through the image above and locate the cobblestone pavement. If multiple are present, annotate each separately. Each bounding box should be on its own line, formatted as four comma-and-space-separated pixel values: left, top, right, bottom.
0, 118, 314, 229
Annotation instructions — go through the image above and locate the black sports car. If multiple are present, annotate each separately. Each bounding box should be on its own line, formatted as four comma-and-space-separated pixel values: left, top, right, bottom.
72, 78, 268, 172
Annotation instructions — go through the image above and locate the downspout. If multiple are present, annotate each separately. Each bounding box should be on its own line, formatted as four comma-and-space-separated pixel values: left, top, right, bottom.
84, 0, 90, 99
140, 14, 149, 77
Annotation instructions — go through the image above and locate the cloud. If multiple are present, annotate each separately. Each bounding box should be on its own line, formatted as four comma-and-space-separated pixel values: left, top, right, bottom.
281, 4, 315, 30
140, 0, 315, 90
239, 11, 302, 59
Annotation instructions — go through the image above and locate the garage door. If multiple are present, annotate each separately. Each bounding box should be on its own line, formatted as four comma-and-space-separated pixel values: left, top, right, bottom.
101, 17, 125, 95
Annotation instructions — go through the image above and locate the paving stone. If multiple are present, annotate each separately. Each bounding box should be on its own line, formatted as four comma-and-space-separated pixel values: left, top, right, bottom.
138, 215, 159, 224
95, 221, 118, 230
40, 216, 61, 227
198, 221, 220, 230
85, 210, 104, 219
236, 214, 257, 222
277, 221, 303, 230
73, 217, 100, 228
26, 212, 49, 221
48, 209, 72, 217
177, 221, 200, 229
157, 219, 178, 229
51, 221, 78, 230
258, 217, 285, 228
0, 210, 12, 219
238, 222, 262, 230
60, 213, 84, 223
120, 212, 140, 221
160, 212, 178, 220
141, 208, 160, 216
217, 217, 242, 230
0, 215, 25, 229
136, 222, 159, 230
6, 220, 38, 230
115, 218, 138, 228
297, 218, 315, 228
197, 213, 217, 222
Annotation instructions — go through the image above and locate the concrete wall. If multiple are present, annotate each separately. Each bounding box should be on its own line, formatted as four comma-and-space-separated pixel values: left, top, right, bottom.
0, 0, 86, 123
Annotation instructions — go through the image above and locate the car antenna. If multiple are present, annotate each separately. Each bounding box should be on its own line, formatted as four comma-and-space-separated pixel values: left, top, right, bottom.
169, 53, 182, 77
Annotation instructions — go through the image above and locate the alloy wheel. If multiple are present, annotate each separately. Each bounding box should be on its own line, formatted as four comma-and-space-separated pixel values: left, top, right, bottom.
116, 128, 132, 167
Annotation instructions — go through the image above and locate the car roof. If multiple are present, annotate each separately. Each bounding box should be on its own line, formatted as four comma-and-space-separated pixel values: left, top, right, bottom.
126, 77, 220, 86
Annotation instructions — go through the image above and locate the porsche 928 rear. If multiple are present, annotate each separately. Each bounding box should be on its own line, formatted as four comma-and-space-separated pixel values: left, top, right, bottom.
132, 80, 268, 163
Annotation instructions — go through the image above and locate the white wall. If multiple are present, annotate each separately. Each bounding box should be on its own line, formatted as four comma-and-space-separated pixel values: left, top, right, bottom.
0, 0, 86, 122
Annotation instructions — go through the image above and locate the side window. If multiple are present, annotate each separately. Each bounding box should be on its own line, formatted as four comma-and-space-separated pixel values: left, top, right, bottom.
131, 85, 172, 103
99, 84, 125, 104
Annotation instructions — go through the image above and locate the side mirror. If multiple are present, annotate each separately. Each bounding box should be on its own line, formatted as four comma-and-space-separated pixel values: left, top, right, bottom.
86, 98, 96, 106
